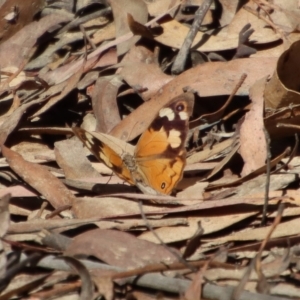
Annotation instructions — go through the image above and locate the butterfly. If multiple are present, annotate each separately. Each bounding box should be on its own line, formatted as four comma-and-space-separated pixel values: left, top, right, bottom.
72, 92, 194, 195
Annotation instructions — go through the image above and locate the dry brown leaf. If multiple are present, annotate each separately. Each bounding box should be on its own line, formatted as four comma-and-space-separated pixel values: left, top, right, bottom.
240, 77, 267, 176
119, 62, 172, 101
0, 0, 45, 42
207, 147, 289, 190
31, 64, 84, 117
187, 138, 234, 164
92, 76, 123, 133
0, 13, 71, 73
0, 98, 48, 144
10, 140, 55, 164
1, 145, 75, 214
54, 139, 100, 180
65, 229, 179, 268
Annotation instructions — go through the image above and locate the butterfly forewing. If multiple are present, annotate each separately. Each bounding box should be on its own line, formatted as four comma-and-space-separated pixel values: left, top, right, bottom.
72, 128, 134, 184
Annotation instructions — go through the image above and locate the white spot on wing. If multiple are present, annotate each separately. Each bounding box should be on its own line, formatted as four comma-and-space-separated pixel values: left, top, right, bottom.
85, 133, 94, 145
100, 151, 113, 167
159, 107, 175, 121
168, 129, 181, 148
179, 111, 188, 120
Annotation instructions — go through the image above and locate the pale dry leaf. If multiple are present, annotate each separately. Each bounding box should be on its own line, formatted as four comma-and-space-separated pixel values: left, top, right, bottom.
0, 185, 38, 198
110, 0, 148, 56
202, 217, 300, 251
139, 212, 257, 244
218, 0, 241, 27
11, 140, 55, 163
72, 196, 168, 219
176, 182, 208, 200
232, 174, 297, 198
8, 218, 108, 234
63, 257, 94, 300
155, 13, 279, 53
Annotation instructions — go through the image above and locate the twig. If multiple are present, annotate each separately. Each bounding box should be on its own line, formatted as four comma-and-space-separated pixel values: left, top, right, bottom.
272, 133, 298, 173
57, 7, 112, 35
277, 123, 300, 130
232, 258, 256, 300
233, 203, 285, 299
256, 203, 285, 292
45, 205, 72, 219
171, 0, 214, 74
35, 201, 48, 219
243, 5, 287, 43
79, 24, 96, 51
190, 73, 247, 126
185, 245, 231, 300
258, 203, 285, 258
261, 127, 271, 226
111, 259, 235, 280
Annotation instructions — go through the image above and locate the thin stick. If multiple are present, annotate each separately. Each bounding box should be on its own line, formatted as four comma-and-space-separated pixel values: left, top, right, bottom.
79, 24, 96, 50
261, 127, 271, 226
171, 0, 214, 74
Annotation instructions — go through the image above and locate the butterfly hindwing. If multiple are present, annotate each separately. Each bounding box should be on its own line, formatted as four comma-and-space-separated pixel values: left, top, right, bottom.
134, 93, 194, 194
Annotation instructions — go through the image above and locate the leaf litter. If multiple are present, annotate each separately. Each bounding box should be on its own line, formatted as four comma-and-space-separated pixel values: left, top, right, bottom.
1, 0, 300, 299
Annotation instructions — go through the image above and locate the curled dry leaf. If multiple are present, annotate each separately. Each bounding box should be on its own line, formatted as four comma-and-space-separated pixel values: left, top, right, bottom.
264, 40, 300, 109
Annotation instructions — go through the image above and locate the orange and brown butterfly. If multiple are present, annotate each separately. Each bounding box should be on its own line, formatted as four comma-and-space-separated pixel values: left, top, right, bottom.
72, 92, 194, 195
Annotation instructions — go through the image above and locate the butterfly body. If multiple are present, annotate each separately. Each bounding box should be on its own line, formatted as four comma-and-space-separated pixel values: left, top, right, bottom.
73, 92, 194, 195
